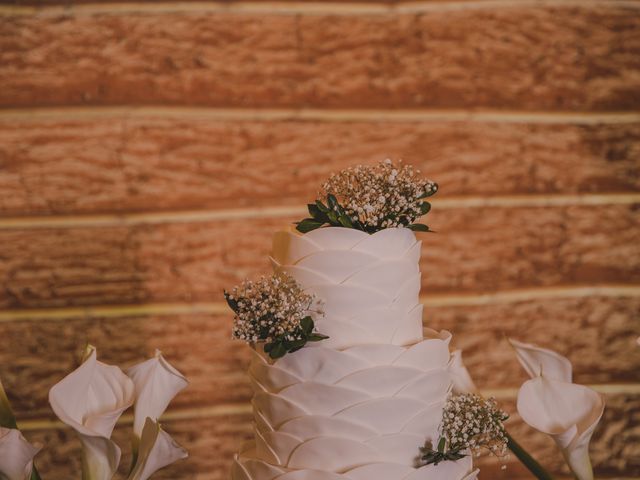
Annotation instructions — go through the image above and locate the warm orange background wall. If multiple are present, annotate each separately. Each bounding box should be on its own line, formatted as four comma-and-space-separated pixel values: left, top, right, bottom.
0, 1, 639, 478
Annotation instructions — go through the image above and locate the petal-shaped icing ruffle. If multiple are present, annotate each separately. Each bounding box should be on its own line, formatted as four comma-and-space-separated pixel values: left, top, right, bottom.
253, 394, 308, 428
396, 369, 451, 403
312, 285, 388, 317
394, 338, 451, 370
279, 383, 370, 416
272, 231, 321, 265
279, 416, 377, 442
335, 397, 427, 435
344, 463, 413, 480
351, 227, 417, 259
344, 260, 419, 293
287, 437, 378, 471
335, 366, 423, 397
274, 348, 369, 385
296, 251, 378, 283
365, 433, 424, 464
304, 228, 368, 251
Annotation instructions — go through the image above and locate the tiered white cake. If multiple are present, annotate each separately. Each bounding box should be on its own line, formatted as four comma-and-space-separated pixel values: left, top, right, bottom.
231, 227, 478, 480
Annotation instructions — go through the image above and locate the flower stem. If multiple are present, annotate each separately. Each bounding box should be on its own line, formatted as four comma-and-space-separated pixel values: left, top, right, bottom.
507, 431, 555, 480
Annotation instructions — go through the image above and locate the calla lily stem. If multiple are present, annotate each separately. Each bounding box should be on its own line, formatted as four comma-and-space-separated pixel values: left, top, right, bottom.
30, 466, 42, 480
507, 431, 555, 480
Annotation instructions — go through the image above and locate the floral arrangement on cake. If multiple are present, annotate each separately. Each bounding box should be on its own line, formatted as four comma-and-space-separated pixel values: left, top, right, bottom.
420, 393, 509, 466
296, 159, 437, 234
225, 273, 328, 359
0, 346, 188, 480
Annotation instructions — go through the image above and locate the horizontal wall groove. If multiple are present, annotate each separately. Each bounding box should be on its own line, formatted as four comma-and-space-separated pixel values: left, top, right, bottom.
1, 107, 639, 125
1, 285, 639, 322
0, 193, 638, 230
16, 383, 640, 431
3, 0, 640, 18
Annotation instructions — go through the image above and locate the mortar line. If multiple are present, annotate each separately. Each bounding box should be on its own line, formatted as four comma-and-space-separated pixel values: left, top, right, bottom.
1, 285, 639, 323
0, 193, 638, 230
2, 0, 640, 17
0, 107, 639, 125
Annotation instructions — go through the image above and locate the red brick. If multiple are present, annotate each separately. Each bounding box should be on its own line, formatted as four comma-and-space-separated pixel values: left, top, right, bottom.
0, 118, 638, 215
2, 6, 639, 109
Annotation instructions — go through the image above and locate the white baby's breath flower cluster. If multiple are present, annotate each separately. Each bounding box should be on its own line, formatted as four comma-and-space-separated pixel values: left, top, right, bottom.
320, 159, 437, 232
442, 393, 509, 457
421, 393, 509, 466
225, 273, 327, 358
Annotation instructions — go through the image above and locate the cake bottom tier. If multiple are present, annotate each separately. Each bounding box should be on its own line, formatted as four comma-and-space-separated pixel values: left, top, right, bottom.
231, 330, 479, 479
232, 446, 478, 480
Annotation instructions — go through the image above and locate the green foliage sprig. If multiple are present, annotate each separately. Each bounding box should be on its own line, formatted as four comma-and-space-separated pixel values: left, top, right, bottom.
296, 193, 435, 234
295, 160, 438, 234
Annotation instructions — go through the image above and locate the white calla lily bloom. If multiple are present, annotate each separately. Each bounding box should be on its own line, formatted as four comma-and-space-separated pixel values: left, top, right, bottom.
449, 349, 477, 394
127, 417, 188, 480
509, 338, 573, 382
127, 350, 188, 439
0, 427, 40, 480
518, 376, 605, 480
511, 339, 605, 480
49, 345, 135, 480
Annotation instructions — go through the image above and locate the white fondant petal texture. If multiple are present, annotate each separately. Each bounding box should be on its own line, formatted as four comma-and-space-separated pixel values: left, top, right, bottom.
232, 228, 473, 480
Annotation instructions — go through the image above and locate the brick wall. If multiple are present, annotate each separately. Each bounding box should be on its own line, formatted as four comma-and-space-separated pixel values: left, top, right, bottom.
0, 1, 639, 478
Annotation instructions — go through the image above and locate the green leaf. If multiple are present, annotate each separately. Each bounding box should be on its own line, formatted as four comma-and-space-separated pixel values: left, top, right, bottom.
308, 203, 322, 218
338, 214, 353, 228
308, 333, 330, 342
326, 210, 339, 224
327, 194, 338, 210
419, 201, 431, 215
263, 342, 274, 353
268, 343, 287, 359
296, 218, 324, 233
315, 200, 330, 213
300, 316, 314, 335
223, 292, 239, 313
437, 437, 446, 453
408, 223, 430, 232
285, 338, 307, 349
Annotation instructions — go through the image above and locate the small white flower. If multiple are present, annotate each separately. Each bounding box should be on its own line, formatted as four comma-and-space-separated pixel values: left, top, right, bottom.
127, 350, 188, 441
0, 427, 40, 480
127, 418, 187, 480
49, 345, 135, 480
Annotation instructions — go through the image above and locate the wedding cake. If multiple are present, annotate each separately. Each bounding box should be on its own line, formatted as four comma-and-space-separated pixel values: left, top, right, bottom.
228, 162, 487, 480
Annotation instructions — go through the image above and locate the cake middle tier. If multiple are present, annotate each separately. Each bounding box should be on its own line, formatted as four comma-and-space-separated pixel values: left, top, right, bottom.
246, 330, 454, 472
271, 227, 423, 348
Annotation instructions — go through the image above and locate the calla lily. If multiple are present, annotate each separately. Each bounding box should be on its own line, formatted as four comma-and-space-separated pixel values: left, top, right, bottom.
518, 376, 605, 480
127, 417, 187, 480
49, 345, 135, 480
511, 339, 605, 480
509, 339, 572, 382
449, 349, 477, 394
0, 427, 40, 480
127, 350, 188, 439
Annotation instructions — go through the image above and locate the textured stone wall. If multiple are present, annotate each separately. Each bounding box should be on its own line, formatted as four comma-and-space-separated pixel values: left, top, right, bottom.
0, 1, 638, 478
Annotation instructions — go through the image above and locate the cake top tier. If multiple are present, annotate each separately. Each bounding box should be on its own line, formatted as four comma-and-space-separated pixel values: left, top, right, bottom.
271, 227, 424, 349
